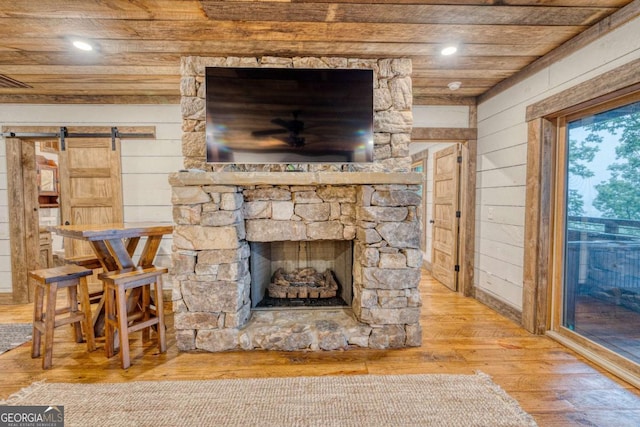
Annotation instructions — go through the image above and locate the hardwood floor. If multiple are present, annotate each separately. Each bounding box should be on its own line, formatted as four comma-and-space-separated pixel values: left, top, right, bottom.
1, 270, 639, 426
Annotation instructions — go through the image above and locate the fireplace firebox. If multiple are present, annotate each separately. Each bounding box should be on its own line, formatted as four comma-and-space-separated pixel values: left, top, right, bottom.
250, 241, 353, 309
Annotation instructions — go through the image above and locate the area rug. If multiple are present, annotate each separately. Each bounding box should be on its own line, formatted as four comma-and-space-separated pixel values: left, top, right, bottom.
1, 373, 537, 426
0, 323, 32, 354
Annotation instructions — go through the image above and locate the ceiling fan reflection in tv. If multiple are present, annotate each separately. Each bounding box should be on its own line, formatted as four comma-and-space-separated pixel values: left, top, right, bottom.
251, 110, 307, 148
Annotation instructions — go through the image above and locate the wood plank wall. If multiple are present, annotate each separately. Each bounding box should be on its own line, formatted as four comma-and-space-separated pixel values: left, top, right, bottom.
475, 16, 640, 315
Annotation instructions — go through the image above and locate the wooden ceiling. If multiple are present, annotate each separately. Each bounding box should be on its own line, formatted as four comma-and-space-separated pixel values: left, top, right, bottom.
0, 0, 637, 105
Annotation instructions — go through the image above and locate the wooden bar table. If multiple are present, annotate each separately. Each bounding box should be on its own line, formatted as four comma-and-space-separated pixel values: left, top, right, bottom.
47, 222, 173, 337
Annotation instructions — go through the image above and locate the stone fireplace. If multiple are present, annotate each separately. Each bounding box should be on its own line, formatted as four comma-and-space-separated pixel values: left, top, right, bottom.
170, 56, 423, 352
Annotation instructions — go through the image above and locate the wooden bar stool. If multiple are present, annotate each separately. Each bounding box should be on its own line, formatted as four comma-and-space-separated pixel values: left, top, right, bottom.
29, 264, 96, 369
64, 255, 104, 305
101, 266, 168, 369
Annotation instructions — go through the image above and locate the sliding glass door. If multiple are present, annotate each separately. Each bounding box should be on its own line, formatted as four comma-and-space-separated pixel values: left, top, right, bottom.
560, 97, 640, 365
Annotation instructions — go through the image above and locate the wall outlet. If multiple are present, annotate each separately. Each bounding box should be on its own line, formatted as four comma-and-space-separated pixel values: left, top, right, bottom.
487, 208, 494, 221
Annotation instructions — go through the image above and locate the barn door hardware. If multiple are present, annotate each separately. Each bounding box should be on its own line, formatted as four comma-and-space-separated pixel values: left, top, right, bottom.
111, 127, 118, 151
60, 127, 68, 151
2, 127, 154, 149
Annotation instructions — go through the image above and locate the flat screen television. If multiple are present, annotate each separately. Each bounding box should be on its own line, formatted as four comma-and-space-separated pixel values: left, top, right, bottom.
205, 67, 374, 163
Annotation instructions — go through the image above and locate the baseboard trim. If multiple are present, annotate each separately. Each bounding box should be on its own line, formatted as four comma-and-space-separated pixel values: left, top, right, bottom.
474, 288, 523, 326
0, 292, 15, 305
422, 260, 432, 271
546, 331, 640, 389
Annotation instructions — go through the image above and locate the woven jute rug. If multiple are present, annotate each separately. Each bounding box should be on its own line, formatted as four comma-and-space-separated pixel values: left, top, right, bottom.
1, 373, 537, 426
0, 323, 32, 355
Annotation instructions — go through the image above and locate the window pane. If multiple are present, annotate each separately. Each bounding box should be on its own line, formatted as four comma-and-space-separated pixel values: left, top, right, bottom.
563, 100, 640, 364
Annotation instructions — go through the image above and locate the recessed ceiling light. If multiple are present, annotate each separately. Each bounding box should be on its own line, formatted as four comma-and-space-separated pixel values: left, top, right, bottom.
447, 81, 462, 91
441, 46, 458, 56
72, 40, 93, 51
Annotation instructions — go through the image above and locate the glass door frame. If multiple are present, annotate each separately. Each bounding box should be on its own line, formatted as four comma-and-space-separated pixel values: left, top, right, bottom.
548, 91, 640, 384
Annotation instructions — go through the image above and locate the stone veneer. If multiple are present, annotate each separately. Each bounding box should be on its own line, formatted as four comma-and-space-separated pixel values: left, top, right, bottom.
180, 55, 413, 173
170, 172, 423, 351
172, 55, 421, 352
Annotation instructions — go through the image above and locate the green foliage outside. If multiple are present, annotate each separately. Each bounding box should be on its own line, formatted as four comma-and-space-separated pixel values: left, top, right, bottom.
568, 101, 640, 221
567, 133, 600, 216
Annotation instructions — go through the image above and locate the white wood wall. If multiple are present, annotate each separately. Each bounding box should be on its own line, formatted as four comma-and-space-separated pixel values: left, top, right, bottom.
413, 105, 469, 128
476, 17, 640, 310
0, 105, 182, 292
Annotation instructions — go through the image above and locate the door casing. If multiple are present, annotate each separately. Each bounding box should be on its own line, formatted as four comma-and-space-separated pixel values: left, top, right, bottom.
410, 132, 477, 297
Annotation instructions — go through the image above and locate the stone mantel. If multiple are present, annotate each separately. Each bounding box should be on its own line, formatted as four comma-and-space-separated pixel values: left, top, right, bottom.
169, 171, 423, 187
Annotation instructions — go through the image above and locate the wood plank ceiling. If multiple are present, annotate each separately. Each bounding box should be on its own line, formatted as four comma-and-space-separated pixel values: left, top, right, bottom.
0, 0, 636, 105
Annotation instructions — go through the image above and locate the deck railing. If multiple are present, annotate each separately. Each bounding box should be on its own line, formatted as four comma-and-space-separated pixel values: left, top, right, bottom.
565, 216, 640, 313
567, 216, 640, 242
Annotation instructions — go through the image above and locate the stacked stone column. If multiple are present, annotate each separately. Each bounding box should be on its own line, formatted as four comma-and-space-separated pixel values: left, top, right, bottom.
171, 184, 251, 351
352, 185, 423, 348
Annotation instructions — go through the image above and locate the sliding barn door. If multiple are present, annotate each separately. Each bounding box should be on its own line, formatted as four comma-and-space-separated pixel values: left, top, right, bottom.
431, 145, 461, 291
58, 137, 124, 260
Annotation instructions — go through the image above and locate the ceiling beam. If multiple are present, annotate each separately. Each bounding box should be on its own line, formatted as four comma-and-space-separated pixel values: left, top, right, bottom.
0, 94, 180, 104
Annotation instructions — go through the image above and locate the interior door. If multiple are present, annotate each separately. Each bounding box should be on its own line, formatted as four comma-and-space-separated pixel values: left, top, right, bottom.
58, 137, 124, 261
431, 144, 461, 291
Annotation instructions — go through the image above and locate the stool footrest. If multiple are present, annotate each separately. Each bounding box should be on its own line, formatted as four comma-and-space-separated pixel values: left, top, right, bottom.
127, 318, 159, 334
88, 291, 102, 304
34, 312, 86, 332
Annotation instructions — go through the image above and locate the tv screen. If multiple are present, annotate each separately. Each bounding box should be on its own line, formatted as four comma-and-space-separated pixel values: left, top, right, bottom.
205, 67, 374, 163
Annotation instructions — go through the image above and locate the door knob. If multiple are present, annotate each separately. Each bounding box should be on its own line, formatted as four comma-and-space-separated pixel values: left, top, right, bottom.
429, 219, 435, 224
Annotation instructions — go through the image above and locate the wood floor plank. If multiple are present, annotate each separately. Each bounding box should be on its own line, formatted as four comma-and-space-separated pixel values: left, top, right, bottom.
0, 271, 639, 426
